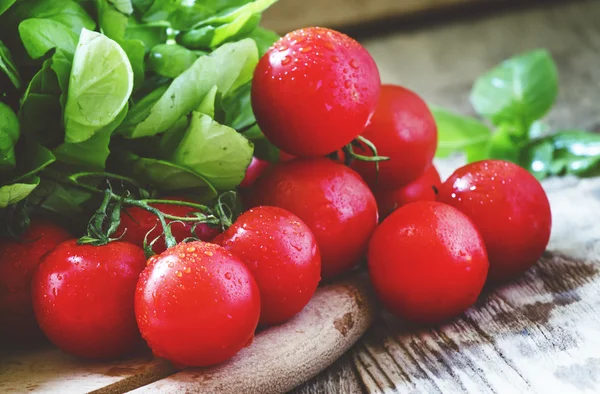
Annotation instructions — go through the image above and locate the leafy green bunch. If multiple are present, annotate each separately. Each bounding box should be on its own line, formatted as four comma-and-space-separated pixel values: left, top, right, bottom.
433, 49, 600, 179
0, 0, 280, 217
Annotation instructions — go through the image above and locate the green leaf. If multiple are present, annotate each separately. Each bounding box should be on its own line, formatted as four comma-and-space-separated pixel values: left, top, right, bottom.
114, 150, 217, 197
125, 18, 169, 52
11, 143, 56, 183
118, 84, 168, 135
141, 0, 216, 31
109, 0, 133, 14
222, 82, 254, 131
122, 38, 258, 139
242, 123, 279, 162
470, 49, 558, 128
0, 0, 17, 16
35, 180, 92, 216
120, 39, 145, 90
54, 104, 128, 170
3, 0, 96, 35
50, 49, 74, 110
171, 112, 253, 190
0, 40, 21, 88
0, 103, 19, 173
249, 26, 279, 56
97, 0, 129, 40
487, 124, 521, 163
148, 44, 200, 78
0, 176, 39, 208
64, 28, 134, 143
177, 0, 278, 50
520, 139, 553, 180
431, 106, 491, 158
19, 93, 63, 147
18, 18, 79, 59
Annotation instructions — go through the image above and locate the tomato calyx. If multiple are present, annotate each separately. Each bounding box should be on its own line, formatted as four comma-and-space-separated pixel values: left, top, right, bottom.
341, 136, 389, 183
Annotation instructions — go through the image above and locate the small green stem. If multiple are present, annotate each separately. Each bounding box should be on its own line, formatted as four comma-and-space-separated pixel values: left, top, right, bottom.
70, 172, 144, 189
139, 199, 210, 212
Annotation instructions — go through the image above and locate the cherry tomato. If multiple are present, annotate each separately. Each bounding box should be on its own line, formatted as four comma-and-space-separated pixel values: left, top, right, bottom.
135, 241, 260, 367
0, 220, 70, 344
240, 157, 271, 188
218, 206, 321, 326
351, 85, 438, 189
117, 197, 219, 253
250, 158, 378, 278
252, 27, 381, 157
375, 165, 442, 218
437, 160, 552, 283
368, 201, 489, 324
31, 240, 146, 359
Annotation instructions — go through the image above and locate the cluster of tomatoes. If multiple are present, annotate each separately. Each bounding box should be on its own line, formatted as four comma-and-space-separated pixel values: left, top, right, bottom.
0, 27, 552, 368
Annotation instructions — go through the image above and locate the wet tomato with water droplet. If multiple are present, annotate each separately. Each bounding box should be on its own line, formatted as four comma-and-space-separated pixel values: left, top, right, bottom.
217, 206, 321, 326
368, 201, 489, 324
249, 158, 378, 278
31, 240, 146, 359
0, 220, 70, 344
375, 165, 442, 218
351, 85, 438, 189
135, 241, 260, 367
437, 160, 552, 283
252, 27, 381, 157
117, 196, 220, 254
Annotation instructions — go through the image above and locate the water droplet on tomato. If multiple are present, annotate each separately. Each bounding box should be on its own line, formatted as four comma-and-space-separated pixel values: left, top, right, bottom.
175, 271, 182, 278
343, 68, 348, 74
179, 253, 186, 259
205, 251, 213, 257
331, 55, 339, 63
168, 262, 174, 268
227, 314, 233, 319
186, 246, 196, 253
299, 46, 312, 53
277, 44, 288, 52
52, 288, 58, 297
349, 59, 359, 69
225, 272, 232, 280
184, 266, 191, 274
281, 55, 292, 66
344, 80, 352, 89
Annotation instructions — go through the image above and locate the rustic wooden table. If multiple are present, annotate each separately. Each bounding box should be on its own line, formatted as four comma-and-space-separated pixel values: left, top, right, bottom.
293, 1, 600, 392
2, 1, 599, 393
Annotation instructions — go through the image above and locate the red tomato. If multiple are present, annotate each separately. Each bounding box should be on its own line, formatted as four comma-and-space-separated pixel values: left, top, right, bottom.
437, 160, 552, 283
118, 197, 220, 253
351, 85, 438, 189
218, 206, 321, 326
279, 150, 296, 162
249, 158, 378, 278
252, 27, 381, 157
135, 241, 260, 367
31, 240, 146, 359
0, 220, 70, 344
368, 201, 489, 324
375, 165, 442, 218
240, 157, 270, 188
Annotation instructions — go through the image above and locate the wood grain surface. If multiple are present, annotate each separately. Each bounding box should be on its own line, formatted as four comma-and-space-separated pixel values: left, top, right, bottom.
294, 0, 600, 392
0, 275, 376, 393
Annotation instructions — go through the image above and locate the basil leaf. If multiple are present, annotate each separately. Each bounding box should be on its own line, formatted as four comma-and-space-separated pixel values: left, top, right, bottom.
178, 0, 277, 50
18, 18, 79, 59
520, 139, 553, 180
35, 180, 92, 216
431, 107, 491, 158
0, 103, 19, 173
0, 40, 21, 88
54, 104, 129, 170
3, 0, 96, 35
242, 123, 279, 162
123, 38, 258, 139
249, 26, 279, 56
98, 0, 129, 40
109, 0, 133, 14
141, 0, 216, 31
470, 49, 558, 129
113, 150, 217, 198
222, 82, 254, 131
148, 44, 200, 78
171, 112, 253, 190
0, 176, 39, 208
64, 29, 133, 143
487, 124, 521, 163
124, 19, 169, 52
0, 0, 17, 16
11, 142, 55, 183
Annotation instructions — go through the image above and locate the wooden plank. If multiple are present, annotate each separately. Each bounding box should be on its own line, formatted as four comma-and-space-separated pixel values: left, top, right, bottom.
353, 157, 600, 393
0, 347, 174, 394
130, 276, 377, 394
